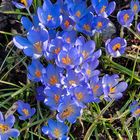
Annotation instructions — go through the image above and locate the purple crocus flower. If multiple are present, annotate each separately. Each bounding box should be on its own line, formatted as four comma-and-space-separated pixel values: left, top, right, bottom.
130, 101, 140, 118
42, 119, 69, 140
117, 9, 134, 27
105, 37, 127, 57
57, 95, 82, 123
130, 0, 140, 14
0, 112, 20, 140
17, 100, 36, 120
12, 0, 32, 9
102, 74, 128, 101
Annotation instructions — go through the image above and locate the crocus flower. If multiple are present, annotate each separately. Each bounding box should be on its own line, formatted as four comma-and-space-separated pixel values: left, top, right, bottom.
12, 0, 32, 9
92, 16, 109, 32
105, 37, 127, 57
56, 47, 83, 69
102, 74, 128, 101
92, 0, 116, 17
137, 22, 140, 33
42, 64, 63, 86
13, 24, 49, 59
42, 119, 69, 140
70, 85, 94, 107
57, 95, 82, 123
17, 100, 36, 120
75, 13, 94, 36
117, 9, 134, 27
130, 0, 140, 14
130, 101, 140, 118
37, 0, 62, 28
27, 60, 44, 82
44, 86, 65, 110
0, 112, 20, 140
36, 86, 46, 101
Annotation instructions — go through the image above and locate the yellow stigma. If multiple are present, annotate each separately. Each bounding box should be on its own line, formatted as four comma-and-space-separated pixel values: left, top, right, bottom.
86, 69, 91, 76
133, 4, 138, 12
82, 50, 89, 59
97, 22, 103, 28
35, 70, 41, 78
47, 15, 52, 21
61, 106, 74, 119
134, 109, 140, 115
113, 43, 121, 51
109, 87, 116, 93
123, 14, 129, 22
92, 85, 99, 93
22, 109, 29, 116
100, 6, 106, 13
20, 0, 27, 6
54, 128, 61, 138
69, 80, 76, 85
54, 94, 60, 103
34, 42, 42, 53
54, 47, 61, 54
76, 10, 81, 17
64, 20, 70, 28
75, 92, 83, 101
66, 37, 71, 43
0, 124, 9, 133
49, 75, 58, 85
62, 55, 71, 65
83, 24, 90, 31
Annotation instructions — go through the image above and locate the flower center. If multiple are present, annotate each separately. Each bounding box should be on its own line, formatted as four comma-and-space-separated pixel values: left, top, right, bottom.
0, 124, 9, 133
92, 85, 99, 93
64, 20, 70, 28
86, 69, 91, 76
47, 15, 53, 21
83, 24, 90, 31
35, 70, 41, 78
75, 92, 83, 101
49, 75, 58, 85
97, 22, 103, 28
100, 6, 106, 13
62, 55, 71, 65
82, 50, 89, 59
134, 109, 140, 115
34, 42, 42, 53
69, 80, 76, 85
109, 87, 116, 93
61, 106, 74, 119
54, 94, 60, 103
76, 10, 81, 17
133, 4, 138, 12
54, 47, 61, 54
123, 14, 129, 22
66, 37, 71, 43
113, 43, 121, 51
54, 128, 61, 138
22, 109, 29, 116
20, 0, 27, 6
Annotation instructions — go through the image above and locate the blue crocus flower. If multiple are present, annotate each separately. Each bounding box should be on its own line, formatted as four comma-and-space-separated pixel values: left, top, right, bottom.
44, 86, 65, 110
37, 0, 62, 28
56, 47, 83, 69
12, 0, 32, 9
102, 74, 128, 101
13, 24, 49, 59
130, 101, 140, 118
21, 15, 40, 31
0, 112, 20, 140
89, 76, 103, 102
92, 16, 109, 32
42, 64, 63, 86
75, 13, 94, 36
42, 119, 69, 140
27, 60, 44, 82
105, 37, 127, 57
70, 85, 94, 108
61, 70, 84, 88
57, 95, 82, 123
130, 0, 140, 14
17, 100, 36, 120
117, 9, 134, 27
92, 0, 116, 17
137, 22, 140, 33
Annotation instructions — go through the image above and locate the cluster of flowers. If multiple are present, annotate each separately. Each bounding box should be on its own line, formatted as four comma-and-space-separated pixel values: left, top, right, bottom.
0, 0, 138, 139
